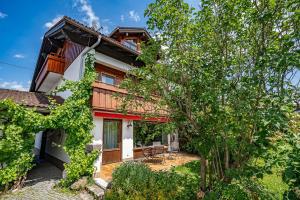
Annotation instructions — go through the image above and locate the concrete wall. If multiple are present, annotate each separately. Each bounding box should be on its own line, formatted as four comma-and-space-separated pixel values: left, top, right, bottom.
33, 131, 43, 156
45, 130, 70, 163
92, 117, 104, 174
95, 52, 134, 73
122, 119, 134, 160
56, 47, 90, 99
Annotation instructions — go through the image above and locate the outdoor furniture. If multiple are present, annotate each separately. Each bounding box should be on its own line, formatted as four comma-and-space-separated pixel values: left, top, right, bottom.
167, 142, 180, 159
142, 147, 153, 160
142, 145, 166, 163
153, 145, 165, 163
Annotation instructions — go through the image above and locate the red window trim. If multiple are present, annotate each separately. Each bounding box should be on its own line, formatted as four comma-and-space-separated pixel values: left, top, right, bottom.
94, 111, 169, 122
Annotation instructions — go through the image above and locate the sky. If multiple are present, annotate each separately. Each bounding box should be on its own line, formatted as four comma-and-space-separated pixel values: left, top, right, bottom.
0, 0, 157, 91
0, 0, 199, 91
1, 1, 296, 92
0, 0, 194, 91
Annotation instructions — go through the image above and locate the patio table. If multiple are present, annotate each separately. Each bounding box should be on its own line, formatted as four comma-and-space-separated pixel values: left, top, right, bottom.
142, 145, 167, 162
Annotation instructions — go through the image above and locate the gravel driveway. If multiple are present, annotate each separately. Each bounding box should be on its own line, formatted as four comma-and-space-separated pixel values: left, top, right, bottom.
0, 161, 92, 200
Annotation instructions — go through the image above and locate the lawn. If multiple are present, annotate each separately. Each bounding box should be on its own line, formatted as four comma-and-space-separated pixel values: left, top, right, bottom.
174, 160, 288, 199
259, 167, 289, 200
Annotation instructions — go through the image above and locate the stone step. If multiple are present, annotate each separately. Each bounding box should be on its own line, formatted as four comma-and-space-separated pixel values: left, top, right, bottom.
94, 178, 109, 190
86, 184, 105, 200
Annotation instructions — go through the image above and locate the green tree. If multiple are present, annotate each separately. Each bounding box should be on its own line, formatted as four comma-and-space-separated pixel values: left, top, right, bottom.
121, 0, 299, 198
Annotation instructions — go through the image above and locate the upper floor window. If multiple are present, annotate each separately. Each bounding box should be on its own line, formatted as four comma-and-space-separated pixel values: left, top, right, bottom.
122, 39, 137, 51
99, 73, 116, 85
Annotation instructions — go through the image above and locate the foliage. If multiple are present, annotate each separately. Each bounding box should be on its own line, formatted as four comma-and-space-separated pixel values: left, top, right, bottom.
259, 167, 288, 200
105, 161, 199, 200
0, 100, 44, 190
282, 113, 300, 199
133, 121, 171, 146
0, 53, 98, 190
120, 0, 299, 198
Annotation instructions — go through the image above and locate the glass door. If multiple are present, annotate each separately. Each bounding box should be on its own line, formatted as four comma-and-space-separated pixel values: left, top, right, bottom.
102, 119, 122, 164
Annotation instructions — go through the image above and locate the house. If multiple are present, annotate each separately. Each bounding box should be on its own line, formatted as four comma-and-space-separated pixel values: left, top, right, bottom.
15, 16, 178, 179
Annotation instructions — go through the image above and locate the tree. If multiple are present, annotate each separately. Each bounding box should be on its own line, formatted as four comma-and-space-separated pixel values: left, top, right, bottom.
121, 0, 299, 198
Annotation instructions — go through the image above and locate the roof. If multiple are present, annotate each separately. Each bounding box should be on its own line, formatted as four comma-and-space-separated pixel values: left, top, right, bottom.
109, 26, 151, 39
0, 88, 64, 111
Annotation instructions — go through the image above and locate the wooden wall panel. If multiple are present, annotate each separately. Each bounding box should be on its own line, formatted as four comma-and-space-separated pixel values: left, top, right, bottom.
94, 63, 126, 85
63, 40, 85, 71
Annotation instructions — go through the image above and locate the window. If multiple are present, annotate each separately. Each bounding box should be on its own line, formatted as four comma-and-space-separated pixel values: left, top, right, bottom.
103, 120, 120, 149
122, 39, 137, 51
99, 73, 116, 85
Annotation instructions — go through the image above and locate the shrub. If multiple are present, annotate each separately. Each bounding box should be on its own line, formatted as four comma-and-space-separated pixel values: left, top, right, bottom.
105, 162, 199, 200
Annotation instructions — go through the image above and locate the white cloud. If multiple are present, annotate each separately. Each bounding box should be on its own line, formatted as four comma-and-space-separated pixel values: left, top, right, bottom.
0, 12, 7, 19
129, 10, 140, 22
120, 15, 125, 22
0, 81, 30, 91
75, 0, 100, 29
44, 15, 63, 29
101, 25, 109, 35
13, 54, 25, 59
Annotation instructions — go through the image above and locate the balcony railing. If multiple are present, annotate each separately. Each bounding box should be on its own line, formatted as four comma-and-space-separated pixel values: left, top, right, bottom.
92, 81, 167, 116
35, 53, 65, 90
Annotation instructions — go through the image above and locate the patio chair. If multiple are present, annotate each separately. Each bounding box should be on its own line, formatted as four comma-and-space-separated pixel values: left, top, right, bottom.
167, 142, 180, 159
153, 145, 166, 163
142, 146, 153, 160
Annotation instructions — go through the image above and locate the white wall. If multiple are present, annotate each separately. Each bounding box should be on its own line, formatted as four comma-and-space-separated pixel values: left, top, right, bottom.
122, 119, 134, 160
45, 130, 70, 163
168, 131, 179, 151
95, 52, 134, 72
92, 117, 103, 174
55, 47, 90, 99
34, 131, 43, 150
34, 131, 43, 156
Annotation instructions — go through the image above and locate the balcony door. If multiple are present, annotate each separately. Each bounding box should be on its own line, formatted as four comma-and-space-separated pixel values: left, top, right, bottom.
102, 119, 122, 164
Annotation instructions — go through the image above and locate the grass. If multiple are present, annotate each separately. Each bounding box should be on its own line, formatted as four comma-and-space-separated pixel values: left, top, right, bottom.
173, 160, 288, 199
259, 167, 288, 200
173, 160, 200, 177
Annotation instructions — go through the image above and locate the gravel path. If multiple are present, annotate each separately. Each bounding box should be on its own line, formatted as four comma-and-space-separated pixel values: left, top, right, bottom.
0, 161, 93, 200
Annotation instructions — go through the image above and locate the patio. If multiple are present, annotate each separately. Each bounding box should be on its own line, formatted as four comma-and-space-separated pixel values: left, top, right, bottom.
98, 152, 200, 182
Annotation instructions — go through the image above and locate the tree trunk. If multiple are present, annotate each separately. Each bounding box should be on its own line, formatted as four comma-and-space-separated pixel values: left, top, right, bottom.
224, 141, 230, 182
200, 156, 207, 191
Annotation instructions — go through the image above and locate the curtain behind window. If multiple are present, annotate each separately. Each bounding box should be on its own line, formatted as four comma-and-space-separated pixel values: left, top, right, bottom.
103, 121, 119, 149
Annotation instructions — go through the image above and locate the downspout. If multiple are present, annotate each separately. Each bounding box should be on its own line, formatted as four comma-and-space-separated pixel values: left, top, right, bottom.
79, 35, 102, 78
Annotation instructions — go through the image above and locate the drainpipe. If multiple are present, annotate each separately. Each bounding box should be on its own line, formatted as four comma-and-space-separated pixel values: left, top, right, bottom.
79, 35, 102, 78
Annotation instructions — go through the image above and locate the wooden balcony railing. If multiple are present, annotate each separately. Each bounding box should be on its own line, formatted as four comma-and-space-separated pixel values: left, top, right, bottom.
35, 53, 65, 90
92, 81, 167, 116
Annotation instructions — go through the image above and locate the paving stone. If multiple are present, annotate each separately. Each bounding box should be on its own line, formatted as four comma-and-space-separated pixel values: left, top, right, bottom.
0, 161, 93, 200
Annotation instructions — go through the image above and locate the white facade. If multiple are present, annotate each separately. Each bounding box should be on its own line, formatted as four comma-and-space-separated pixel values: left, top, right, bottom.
33, 45, 177, 179
92, 117, 104, 174
33, 131, 43, 156
40, 48, 90, 164
121, 119, 134, 160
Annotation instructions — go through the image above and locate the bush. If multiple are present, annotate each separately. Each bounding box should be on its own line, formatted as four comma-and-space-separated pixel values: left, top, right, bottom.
105, 162, 199, 200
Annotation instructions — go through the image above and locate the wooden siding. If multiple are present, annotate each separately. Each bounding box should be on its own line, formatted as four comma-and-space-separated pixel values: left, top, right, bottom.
95, 63, 126, 85
92, 81, 167, 116
35, 54, 65, 90
63, 40, 85, 70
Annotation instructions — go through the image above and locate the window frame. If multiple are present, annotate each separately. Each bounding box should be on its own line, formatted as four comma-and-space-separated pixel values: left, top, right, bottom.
99, 72, 117, 86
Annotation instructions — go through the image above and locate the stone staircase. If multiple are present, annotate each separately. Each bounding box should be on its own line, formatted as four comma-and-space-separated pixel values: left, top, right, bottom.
84, 178, 108, 200
85, 184, 105, 200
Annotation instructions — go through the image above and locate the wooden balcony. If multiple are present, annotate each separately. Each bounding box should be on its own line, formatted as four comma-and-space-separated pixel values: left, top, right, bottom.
92, 81, 167, 116
35, 54, 65, 92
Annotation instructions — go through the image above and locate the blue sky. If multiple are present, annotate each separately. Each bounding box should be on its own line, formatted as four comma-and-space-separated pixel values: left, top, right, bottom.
1, 1, 297, 91
0, 0, 199, 91
0, 0, 162, 91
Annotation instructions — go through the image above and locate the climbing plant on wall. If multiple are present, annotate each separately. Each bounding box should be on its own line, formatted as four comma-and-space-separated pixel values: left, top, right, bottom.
0, 53, 98, 190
